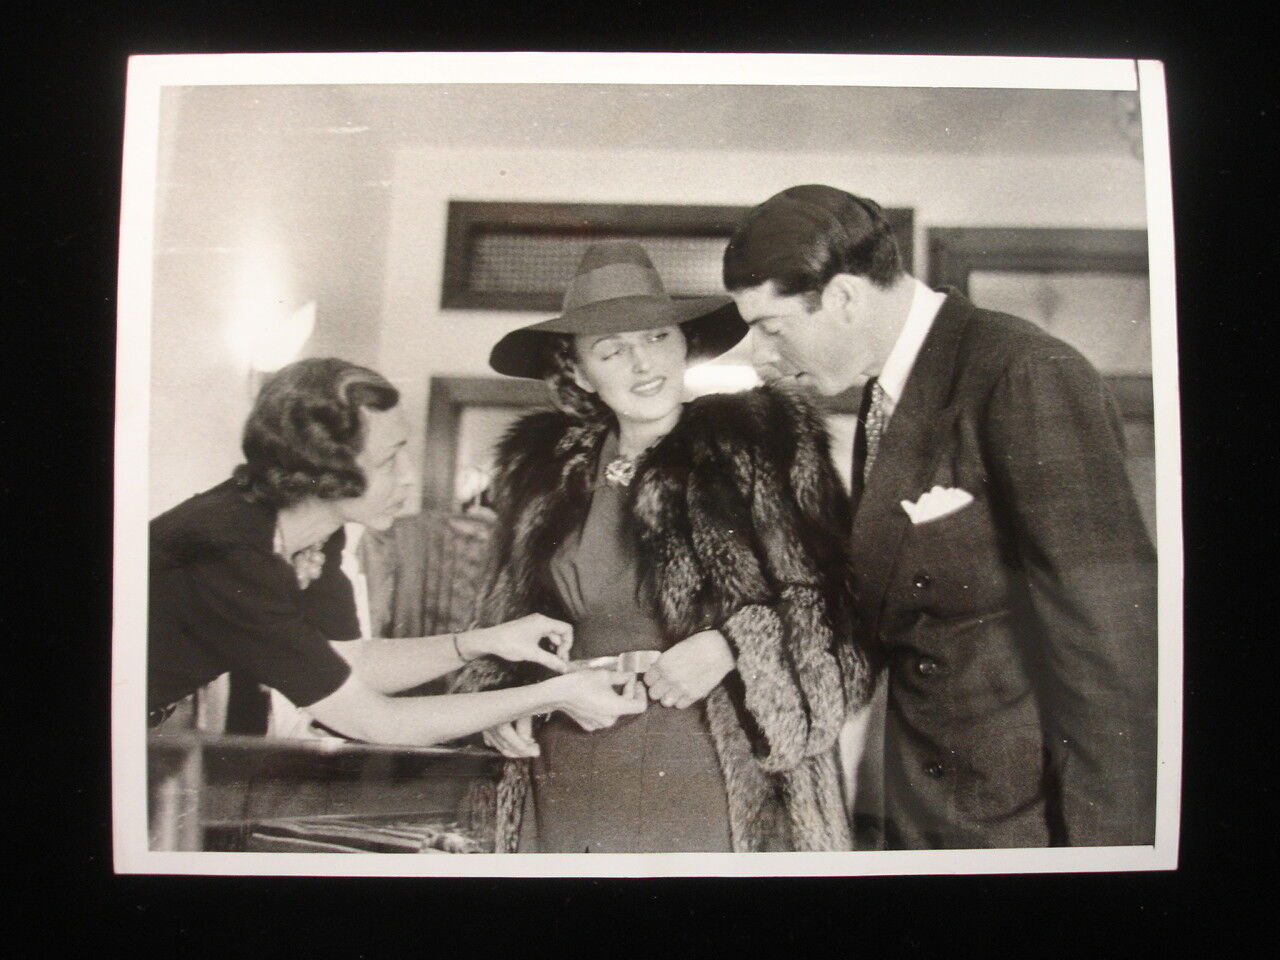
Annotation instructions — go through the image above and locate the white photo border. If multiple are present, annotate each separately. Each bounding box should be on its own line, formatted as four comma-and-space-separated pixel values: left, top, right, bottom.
113, 52, 1181, 877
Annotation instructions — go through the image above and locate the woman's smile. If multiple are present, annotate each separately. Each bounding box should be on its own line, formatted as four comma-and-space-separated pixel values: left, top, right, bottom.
630, 375, 667, 397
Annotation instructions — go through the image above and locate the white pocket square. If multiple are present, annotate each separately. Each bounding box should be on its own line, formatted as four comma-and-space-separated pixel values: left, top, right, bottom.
901, 485, 974, 524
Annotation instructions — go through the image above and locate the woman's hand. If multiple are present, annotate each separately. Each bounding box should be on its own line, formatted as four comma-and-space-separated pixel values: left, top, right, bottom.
461, 614, 573, 672
483, 715, 541, 758
482, 670, 646, 755
643, 630, 735, 709
548, 669, 647, 731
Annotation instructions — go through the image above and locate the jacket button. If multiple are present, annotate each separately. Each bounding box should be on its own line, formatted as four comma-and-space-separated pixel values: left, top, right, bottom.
915, 657, 941, 677
913, 572, 933, 589
924, 762, 947, 778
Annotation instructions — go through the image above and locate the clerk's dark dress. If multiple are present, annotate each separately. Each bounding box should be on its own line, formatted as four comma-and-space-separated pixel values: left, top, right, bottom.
147, 479, 358, 721
530, 434, 732, 853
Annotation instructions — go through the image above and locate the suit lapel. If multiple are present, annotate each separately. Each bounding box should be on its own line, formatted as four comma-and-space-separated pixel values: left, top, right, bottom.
849, 293, 973, 628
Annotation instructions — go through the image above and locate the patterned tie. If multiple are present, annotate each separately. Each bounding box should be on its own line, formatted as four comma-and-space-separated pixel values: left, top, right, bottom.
862, 378, 890, 481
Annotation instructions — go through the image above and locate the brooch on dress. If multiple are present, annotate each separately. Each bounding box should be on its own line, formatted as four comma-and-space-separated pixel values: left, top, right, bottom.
288, 543, 327, 589
604, 436, 666, 488
603, 454, 640, 488
274, 523, 327, 589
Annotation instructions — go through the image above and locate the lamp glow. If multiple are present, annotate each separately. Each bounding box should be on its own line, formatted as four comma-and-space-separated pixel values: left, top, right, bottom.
683, 363, 761, 397
228, 300, 317, 373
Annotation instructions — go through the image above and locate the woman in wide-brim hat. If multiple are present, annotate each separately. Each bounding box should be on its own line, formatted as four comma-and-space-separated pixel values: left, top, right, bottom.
452, 240, 874, 853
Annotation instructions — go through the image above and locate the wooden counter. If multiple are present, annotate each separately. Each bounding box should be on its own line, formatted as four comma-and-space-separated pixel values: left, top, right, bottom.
147, 731, 502, 851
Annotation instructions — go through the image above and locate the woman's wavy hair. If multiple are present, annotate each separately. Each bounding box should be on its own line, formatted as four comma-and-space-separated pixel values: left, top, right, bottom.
233, 357, 400, 509
540, 334, 613, 422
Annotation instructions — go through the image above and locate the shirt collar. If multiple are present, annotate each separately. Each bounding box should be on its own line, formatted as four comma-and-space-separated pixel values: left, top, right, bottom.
341, 522, 365, 560
876, 279, 947, 405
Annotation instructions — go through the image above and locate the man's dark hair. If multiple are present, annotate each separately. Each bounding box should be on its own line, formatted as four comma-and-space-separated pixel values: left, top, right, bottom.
233, 357, 399, 508
723, 184, 905, 298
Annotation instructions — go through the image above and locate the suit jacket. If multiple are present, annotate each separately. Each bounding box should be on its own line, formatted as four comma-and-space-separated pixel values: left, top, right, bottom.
853, 291, 1158, 849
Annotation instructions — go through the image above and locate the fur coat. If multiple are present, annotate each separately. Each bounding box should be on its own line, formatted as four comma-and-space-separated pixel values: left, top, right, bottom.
451, 385, 875, 851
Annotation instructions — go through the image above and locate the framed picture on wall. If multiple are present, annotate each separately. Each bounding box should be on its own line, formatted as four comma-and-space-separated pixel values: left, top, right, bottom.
423, 376, 550, 511
441, 200, 914, 312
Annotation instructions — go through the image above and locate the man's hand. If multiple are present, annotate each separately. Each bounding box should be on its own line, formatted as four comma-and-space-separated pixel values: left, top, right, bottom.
483, 715, 541, 758
643, 630, 735, 709
462, 614, 573, 671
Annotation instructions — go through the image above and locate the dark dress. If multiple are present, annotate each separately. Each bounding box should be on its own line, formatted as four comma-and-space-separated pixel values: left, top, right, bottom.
148, 479, 358, 717
530, 434, 733, 853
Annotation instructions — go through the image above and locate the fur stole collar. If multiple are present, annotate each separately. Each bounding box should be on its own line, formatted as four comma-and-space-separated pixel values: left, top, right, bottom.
459, 386, 872, 852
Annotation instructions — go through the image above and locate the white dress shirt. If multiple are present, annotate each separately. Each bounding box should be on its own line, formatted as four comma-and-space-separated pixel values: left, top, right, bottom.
872, 279, 948, 421
839, 280, 946, 814
339, 522, 373, 640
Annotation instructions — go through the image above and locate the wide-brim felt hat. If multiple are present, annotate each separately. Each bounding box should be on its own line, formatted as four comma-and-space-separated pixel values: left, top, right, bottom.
488, 239, 747, 379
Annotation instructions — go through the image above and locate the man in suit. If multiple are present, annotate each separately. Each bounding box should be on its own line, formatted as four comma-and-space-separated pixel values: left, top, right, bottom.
722, 184, 1158, 848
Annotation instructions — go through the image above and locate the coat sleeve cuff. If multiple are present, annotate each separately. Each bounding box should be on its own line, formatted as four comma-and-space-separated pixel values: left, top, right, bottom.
720, 604, 809, 773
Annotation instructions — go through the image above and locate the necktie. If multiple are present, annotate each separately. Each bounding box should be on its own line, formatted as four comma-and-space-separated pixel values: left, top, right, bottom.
862, 378, 890, 481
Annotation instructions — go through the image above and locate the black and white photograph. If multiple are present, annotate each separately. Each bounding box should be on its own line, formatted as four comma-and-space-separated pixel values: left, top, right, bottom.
112, 53, 1181, 877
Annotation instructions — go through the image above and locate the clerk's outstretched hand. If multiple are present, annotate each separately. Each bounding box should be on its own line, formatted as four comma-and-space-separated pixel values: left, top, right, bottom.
484, 715, 541, 758
461, 614, 573, 672
481, 668, 647, 756
554, 669, 649, 731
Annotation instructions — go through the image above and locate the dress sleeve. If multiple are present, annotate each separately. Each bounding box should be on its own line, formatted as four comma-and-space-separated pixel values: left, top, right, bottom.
184, 545, 353, 707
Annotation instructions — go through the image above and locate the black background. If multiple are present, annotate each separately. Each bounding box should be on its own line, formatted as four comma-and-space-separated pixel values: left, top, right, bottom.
12, 1, 1272, 954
